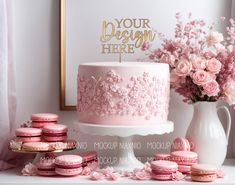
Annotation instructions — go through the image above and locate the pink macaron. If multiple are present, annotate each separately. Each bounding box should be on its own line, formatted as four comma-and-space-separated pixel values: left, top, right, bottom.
171, 137, 190, 152
22, 142, 50, 152
31, 113, 58, 122
15, 128, 42, 143
154, 153, 171, 161
171, 151, 198, 166
191, 164, 217, 182
79, 151, 98, 167
31, 113, 58, 128
55, 155, 83, 176
151, 160, 178, 181
43, 124, 68, 142
36, 158, 56, 176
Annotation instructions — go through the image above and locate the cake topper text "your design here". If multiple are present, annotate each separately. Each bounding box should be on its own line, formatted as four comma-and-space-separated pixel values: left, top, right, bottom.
100, 18, 156, 54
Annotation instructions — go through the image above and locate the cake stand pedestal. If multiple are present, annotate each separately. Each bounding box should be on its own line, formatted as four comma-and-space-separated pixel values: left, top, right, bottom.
75, 121, 174, 171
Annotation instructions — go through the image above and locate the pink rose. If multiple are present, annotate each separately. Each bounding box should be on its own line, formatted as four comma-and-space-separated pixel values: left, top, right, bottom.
206, 58, 222, 74
207, 31, 224, 47
174, 59, 192, 76
192, 70, 211, 85
189, 55, 206, 70
224, 80, 235, 105
202, 80, 220, 96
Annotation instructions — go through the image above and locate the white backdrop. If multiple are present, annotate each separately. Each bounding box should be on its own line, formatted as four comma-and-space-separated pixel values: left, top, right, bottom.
13, 0, 234, 162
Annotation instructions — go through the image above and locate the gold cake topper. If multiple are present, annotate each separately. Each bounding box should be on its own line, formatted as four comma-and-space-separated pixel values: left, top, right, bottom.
100, 18, 156, 54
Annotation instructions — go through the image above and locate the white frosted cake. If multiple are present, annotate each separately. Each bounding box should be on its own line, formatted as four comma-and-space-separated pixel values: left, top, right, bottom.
77, 62, 170, 125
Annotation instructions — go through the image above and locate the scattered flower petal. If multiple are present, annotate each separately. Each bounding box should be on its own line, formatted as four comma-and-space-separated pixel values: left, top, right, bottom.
21, 163, 37, 176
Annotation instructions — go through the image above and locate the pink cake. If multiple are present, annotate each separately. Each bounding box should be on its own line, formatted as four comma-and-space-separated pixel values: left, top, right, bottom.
77, 62, 170, 125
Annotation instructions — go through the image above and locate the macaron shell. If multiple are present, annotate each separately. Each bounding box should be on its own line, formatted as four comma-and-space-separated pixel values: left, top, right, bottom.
22, 142, 50, 152
15, 128, 42, 137
151, 160, 178, 174
55, 155, 83, 167
155, 154, 171, 161
171, 151, 198, 165
43, 135, 67, 142
171, 137, 190, 152
31, 121, 57, 128
16, 136, 41, 143
151, 173, 172, 180
43, 124, 68, 134
175, 159, 198, 166
55, 167, 82, 176
191, 174, 217, 182
31, 113, 58, 122
191, 164, 217, 175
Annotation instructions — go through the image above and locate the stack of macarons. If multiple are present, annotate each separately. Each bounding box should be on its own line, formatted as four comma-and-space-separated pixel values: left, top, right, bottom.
151, 160, 178, 181
10, 113, 77, 152
191, 164, 217, 182
79, 151, 98, 167
36, 157, 57, 176
171, 151, 198, 174
154, 137, 198, 174
31, 113, 58, 128
170, 137, 197, 173
42, 124, 68, 142
55, 155, 83, 176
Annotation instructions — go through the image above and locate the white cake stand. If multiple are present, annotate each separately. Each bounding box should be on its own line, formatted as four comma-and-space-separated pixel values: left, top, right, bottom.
75, 121, 174, 171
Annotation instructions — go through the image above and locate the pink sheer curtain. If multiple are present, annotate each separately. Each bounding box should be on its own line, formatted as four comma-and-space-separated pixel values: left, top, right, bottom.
0, 0, 31, 170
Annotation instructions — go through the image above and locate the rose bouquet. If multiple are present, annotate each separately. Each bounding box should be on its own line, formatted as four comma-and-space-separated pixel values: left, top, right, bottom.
142, 13, 235, 104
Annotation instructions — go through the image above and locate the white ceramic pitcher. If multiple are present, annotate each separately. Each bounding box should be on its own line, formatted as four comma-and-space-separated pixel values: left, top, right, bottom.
186, 102, 231, 167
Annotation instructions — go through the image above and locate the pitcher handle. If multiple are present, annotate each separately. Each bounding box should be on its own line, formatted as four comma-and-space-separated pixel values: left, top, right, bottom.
217, 106, 231, 142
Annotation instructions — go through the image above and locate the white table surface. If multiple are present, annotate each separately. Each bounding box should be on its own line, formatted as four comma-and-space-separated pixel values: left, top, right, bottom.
0, 159, 234, 185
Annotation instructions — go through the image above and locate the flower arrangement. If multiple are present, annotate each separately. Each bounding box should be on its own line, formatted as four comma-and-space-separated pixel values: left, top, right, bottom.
142, 13, 235, 104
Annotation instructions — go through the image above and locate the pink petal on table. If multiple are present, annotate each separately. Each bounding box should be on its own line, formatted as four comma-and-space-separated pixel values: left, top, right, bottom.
90, 171, 104, 181
134, 170, 152, 180
122, 171, 133, 177
217, 169, 226, 178
172, 171, 185, 181
21, 163, 37, 176
108, 172, 120, 181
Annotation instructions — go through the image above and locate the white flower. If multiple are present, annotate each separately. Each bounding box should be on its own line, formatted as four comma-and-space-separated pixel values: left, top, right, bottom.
207, 31, 224, 47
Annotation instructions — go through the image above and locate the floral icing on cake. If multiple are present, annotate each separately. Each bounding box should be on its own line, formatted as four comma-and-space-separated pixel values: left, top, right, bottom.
77, 62, 170, 125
